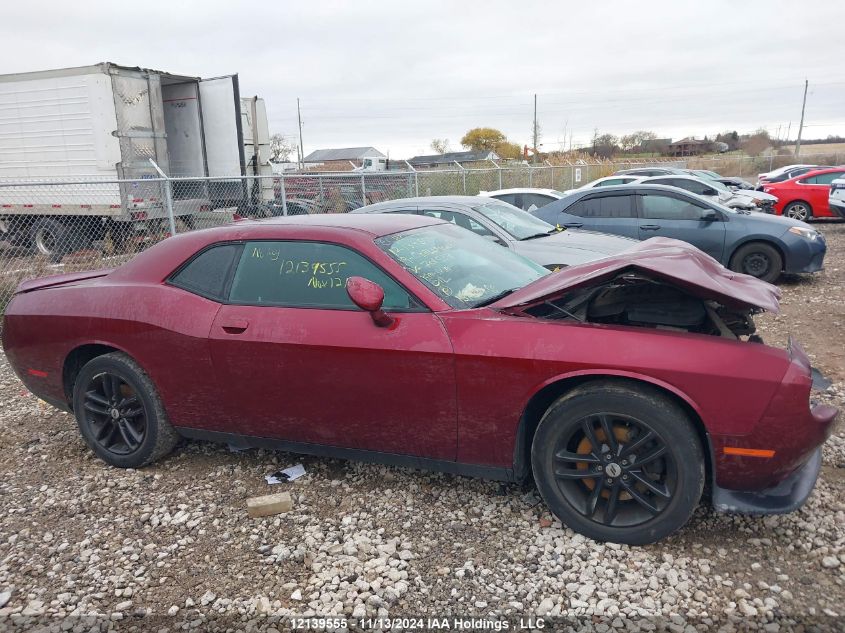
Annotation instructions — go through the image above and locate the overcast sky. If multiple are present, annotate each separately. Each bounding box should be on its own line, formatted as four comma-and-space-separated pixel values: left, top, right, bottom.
3, 1, 844, 159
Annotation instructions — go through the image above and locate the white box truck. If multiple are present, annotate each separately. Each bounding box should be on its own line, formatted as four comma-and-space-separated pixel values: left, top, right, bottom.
0, 62, 273, 258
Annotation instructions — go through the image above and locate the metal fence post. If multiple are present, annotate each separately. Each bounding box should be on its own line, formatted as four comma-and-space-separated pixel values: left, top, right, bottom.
454, 161, 467, 194
361, 173, 366, 206
405, 161, 419, 196
279, 173, 289, 216
487, 159, 502, 189
528, 167, 533, 187
149, 158, 177, 235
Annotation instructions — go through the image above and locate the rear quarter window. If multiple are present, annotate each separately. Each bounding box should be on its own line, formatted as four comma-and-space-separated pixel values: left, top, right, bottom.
169, 243, 242, 301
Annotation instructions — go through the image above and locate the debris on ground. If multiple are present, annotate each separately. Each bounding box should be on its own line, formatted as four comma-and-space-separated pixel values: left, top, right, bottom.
246, 491, 293, 518
265, 463, 306, 484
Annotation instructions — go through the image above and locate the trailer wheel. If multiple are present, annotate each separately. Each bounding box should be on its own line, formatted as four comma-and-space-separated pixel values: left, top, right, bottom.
31, 218, 70, 262
31, 218, 96, 262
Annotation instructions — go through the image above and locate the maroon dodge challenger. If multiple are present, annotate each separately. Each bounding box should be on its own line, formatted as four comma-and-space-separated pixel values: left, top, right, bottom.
2, 214, 837, 544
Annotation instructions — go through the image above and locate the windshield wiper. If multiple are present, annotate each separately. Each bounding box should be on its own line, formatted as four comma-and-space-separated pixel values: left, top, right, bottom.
474, 287, 519, 307
520, 229, 557, 241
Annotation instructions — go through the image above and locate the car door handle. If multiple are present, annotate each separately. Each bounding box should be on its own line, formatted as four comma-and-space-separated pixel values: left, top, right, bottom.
563, 222, 583, 228
641, 224, 661, 231
221, 318, 249, 334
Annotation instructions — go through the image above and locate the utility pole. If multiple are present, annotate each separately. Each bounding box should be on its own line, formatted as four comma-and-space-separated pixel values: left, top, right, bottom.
297, 98, 305, 169
795, 80, 808, 158
786, 121, 791, 143
532, 94, 539, 164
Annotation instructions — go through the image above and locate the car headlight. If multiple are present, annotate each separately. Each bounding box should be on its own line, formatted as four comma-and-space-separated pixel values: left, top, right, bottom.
788, 226, 820, 240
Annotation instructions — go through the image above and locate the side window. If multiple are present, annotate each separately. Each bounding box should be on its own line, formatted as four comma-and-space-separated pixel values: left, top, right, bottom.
596, 178, 623, 187
229, 241, 416, 310
493, 193, 516, 206
420, 210, 496, 238
641, 194, 710, 220
170, 243, 241, 300
566, 195, 634, 218
799, 175, 816, 184
673, 179, 711, 195
523, 193, 554, 210
813, 172, 844, 185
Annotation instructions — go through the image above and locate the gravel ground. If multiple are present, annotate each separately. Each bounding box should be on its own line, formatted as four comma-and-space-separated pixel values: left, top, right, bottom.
0, 225, 843, 632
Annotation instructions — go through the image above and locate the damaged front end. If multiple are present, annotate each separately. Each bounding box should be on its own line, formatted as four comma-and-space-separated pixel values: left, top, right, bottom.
522, 271, 762, 341
491, 237, 782, 341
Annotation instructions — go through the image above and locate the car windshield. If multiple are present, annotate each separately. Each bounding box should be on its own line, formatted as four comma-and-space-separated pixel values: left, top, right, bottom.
473, 201, 556, 240
706, 179, 731, 193
375, 223, 549, 309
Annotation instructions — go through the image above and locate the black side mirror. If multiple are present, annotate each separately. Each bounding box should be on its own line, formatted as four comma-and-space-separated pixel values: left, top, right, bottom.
701, 209, 719, 222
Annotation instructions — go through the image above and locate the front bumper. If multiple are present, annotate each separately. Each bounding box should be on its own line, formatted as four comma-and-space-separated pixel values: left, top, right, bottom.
710, 341, 837, 499
782, 232, 827, 274
712, 447, 822, 514
829, 199, 845, 219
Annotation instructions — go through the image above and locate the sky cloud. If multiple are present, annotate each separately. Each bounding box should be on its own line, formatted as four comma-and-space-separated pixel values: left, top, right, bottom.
2, 0, 843, 159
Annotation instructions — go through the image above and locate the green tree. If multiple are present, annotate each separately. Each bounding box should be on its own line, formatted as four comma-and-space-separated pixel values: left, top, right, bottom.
461, 128, 507, 152
495, 141, 522, 160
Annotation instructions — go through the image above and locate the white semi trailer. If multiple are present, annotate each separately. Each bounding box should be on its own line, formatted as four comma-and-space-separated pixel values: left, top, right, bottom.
0, 62, 272, 258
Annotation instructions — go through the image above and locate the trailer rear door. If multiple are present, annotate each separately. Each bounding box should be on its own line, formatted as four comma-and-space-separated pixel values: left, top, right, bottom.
198, 76, 245, 177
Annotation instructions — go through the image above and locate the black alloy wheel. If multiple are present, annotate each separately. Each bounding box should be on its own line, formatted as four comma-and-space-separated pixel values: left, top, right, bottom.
73, 352, 179, 468
82, 372, 147, 455
552, 414, 675, 527
532, 381, 704, 545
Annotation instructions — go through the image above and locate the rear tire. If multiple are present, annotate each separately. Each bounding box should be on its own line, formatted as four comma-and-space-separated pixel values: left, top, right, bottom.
72, 352, 179, 468
729, 241, 783, 283
783, 201, 812, 221
531, 381, 704, 545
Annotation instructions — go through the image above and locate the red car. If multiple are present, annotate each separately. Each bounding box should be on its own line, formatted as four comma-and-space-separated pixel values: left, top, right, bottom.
765, 166, 845, 220
2, 215, 836, 544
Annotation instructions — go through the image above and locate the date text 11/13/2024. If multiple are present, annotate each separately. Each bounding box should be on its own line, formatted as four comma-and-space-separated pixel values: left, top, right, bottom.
290, 616, 547, 630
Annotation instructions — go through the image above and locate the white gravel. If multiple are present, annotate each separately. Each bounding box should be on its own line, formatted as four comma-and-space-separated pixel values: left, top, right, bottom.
0, 225, 844, 631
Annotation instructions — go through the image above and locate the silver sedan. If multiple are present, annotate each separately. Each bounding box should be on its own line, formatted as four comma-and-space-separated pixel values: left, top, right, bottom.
351, 196, 637, 269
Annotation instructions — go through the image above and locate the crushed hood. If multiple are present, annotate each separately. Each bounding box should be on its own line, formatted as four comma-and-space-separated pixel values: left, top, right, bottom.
492, 237, 781, 314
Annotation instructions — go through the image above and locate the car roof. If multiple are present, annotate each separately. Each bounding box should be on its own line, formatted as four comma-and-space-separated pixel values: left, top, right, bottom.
354, 195, 493, 212
479, 188, 563, 196
615, 167, 686, 175
236, 211, 442, 236
640, 174, 708, 182
794, 166, 845, 177
558, 183, 720, 201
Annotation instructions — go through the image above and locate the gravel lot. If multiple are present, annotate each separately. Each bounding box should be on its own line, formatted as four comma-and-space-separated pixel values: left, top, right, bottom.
0, 225, 843, 632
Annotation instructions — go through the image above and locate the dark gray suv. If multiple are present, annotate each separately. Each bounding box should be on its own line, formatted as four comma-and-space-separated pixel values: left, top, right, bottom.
531, 184, 826, 283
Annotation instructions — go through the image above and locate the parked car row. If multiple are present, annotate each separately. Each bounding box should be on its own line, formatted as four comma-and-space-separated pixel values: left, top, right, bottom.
479, 181, 825, 283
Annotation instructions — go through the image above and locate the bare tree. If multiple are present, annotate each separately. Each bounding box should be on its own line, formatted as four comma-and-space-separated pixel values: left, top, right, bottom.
270, 133, 297, 163
430, 138, 451, 154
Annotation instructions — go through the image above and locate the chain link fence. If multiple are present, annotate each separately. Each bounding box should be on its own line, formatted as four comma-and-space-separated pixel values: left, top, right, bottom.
1, 151, 841, 316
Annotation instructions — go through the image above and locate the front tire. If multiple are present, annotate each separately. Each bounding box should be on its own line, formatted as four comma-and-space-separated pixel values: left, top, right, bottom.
531, 381, 704, 545
72, 352, 179, 468
729, 241, 783, 283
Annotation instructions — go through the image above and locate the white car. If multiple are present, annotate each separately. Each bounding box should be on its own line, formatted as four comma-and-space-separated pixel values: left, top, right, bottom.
481, 177, 648, 211
830, 177, 845, 218
479, 188, 567, 212
638, 175, 776, 212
